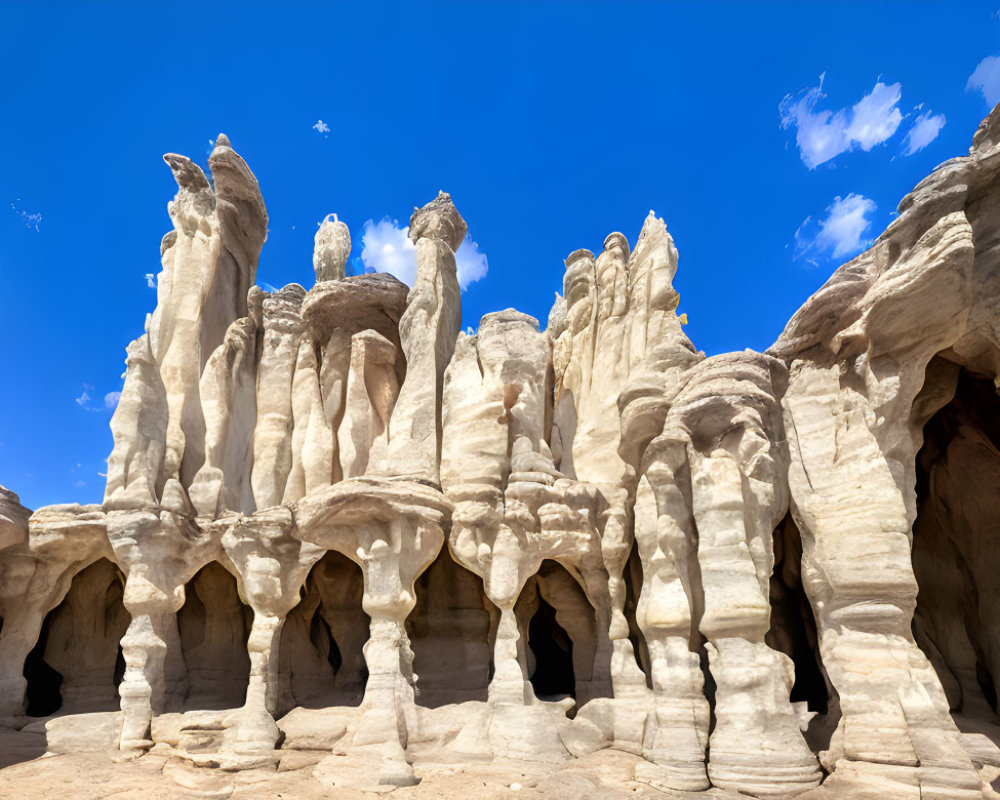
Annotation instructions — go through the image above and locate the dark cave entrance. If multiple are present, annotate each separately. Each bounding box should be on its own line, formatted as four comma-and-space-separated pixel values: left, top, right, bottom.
767, 514, 830, 715
406, 548, 495, 707
527, 595, 575, 699
515, 560, 600, 704
278, 551, 369, 711
23, 619, 62, 717
177, 561, 252, 710
23, 558, 129, 717
911, 361, 1000, 726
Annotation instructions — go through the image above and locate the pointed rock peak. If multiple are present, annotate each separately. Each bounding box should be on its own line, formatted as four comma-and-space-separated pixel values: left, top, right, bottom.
162, 153, 211, 192
633, 211, 671, 253
214, 133, 232, 149
408, 191, 468, 251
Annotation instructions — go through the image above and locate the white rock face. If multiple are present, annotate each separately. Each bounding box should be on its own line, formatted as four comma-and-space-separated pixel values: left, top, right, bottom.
6, 111, 1000, 797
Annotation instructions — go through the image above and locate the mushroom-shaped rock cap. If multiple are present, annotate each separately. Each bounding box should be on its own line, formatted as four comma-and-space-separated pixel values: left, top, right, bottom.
302, 272, 409, 346
603, 231, 630, 260
313, 213, 352, 282
408, 191, 468, 251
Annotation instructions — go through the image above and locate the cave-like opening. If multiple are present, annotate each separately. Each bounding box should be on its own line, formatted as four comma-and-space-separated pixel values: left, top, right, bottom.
527, 595, 575, 699
177, 562, 252, 710
515, 560, 600, 705
912, 363, 1000, 735
768, 514, 830, 716
406, 548, 495, 707
23, 558, 129, 717
279, 551, 368, 711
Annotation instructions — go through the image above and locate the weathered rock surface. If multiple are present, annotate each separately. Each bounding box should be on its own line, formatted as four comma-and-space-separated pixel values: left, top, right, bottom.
6, 111, 1000, 798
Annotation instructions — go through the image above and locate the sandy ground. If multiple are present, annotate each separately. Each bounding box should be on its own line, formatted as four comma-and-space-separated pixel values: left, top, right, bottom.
0, 729, 753, 800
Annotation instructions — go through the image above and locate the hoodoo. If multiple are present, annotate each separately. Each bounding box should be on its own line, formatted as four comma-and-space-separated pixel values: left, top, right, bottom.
5, 109, 1000, 797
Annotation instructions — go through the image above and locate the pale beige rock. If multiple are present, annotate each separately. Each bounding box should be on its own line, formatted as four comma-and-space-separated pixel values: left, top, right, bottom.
382, 193, 464, 484
770, 105, 1000, 800
10, 110, 1000, 800
339, 329, 398, 478
313, 213, 351, 282
251, 284, 306, 508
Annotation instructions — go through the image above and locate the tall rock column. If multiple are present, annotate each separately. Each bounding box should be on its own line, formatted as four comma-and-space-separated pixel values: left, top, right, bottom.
107, 510, 220, 749
633, 353, 821, 795
104, 135, 267, 511
382, 192, 464, 484
219, 508, 324, 759
552, 213, 702, 699
296, 480, 449, 786
686, 354, 819, 797
633, 439, 710, 790
251, 284, 306, 508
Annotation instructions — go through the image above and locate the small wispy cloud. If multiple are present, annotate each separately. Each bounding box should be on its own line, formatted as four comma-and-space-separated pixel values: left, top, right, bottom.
10, 199, 42, 232
145, 273, 156, 289
75, 384, 120, 413
359, 218, 488, 290
793, 193, 877, 263
903, 110, 946, 155
313, 120, 330, 135
780, 74, 904, 168
967, 55, 1000, 107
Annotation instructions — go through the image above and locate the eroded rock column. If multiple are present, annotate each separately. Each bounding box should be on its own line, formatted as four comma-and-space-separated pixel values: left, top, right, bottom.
219, 507, 323, 760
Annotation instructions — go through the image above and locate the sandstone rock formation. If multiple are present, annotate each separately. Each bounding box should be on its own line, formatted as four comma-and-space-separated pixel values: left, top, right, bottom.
5, 114, 1000, 798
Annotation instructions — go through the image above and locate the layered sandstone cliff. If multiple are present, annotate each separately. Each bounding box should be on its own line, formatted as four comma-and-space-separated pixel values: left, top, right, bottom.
4, 109, 1000, 797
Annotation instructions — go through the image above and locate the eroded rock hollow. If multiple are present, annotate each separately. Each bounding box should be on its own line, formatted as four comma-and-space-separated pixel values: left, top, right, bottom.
6, 110, 1000, 797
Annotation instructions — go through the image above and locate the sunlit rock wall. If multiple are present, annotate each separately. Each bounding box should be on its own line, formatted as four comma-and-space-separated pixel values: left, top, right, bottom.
4, 109, 1000, 797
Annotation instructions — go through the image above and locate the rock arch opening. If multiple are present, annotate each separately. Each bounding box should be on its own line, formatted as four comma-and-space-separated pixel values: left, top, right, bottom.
279, 551, 368, 710
406, 548, 495, 707
912, 362, 1000, 736
24, 558, 129, 717
177, 561, 252, 710
515, 559, 600, 705
767, 514, 829, 716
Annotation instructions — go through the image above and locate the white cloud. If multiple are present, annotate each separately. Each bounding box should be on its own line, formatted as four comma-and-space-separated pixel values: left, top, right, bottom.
104, 391, 122, 409
360, 219, 417, 285
794, 194, 877, 262
967, 55, 1000, 107
313, 119, 330, 134
455, 237, 489, 288
780, 74, 903, 168
145, 273, 156, 289
74, 480, 86, 488
359, 218, 488, 290
903, 110, 946, 155
75, 389, 92, 408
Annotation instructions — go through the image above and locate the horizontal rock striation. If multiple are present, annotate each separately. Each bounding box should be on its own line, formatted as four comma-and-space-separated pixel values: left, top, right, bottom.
4, 114, 1000, 796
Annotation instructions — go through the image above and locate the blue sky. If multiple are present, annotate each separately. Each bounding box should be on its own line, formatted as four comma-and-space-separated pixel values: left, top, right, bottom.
2, 2, 999, 510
